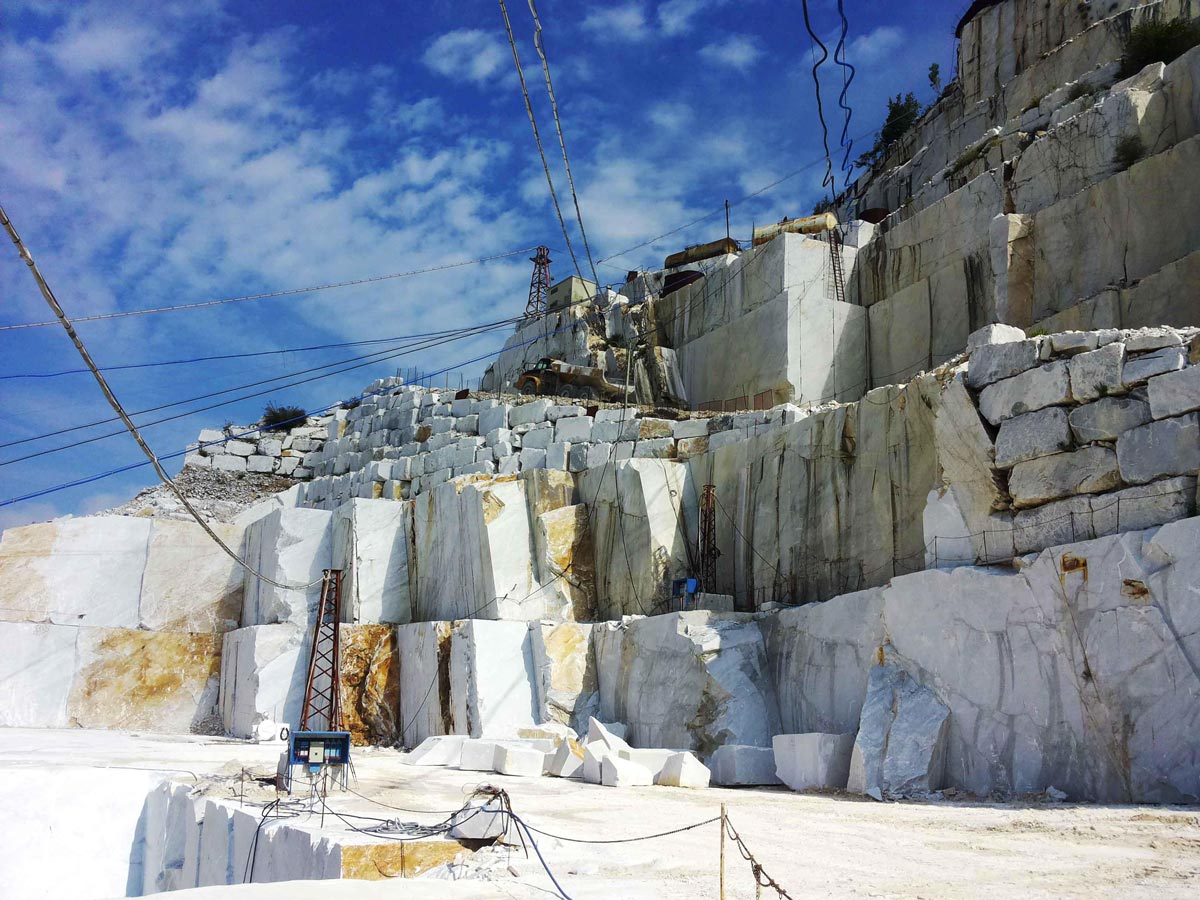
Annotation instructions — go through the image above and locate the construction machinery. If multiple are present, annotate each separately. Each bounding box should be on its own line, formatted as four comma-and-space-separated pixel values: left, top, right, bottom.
514, 357, 626, 401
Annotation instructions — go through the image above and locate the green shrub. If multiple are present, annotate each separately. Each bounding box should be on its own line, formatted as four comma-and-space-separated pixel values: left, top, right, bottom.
1113, 134, 1145, 170
261, 402, 306, 432
855, 92, 922, 168
1120, 17, 1200, 78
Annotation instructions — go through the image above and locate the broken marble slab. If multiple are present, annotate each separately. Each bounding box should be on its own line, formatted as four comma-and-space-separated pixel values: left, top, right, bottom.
977, 360, 1071, 424
709, 745, 781, 786
847, 658, 950, 800
1008, 445, 1122, 508
993, 407, 1072, 469
406, 735, 468, 767
1116, 413, 1200, 484
657, 752, 711, 788
1067, 342, 1125, 402
494, 744, 545, 777
773, 733, 856, 791
966, 338, 1042, 389
1068, 396, 1151, 443
601, 755, 653, 787
1146, 364, 1200, 419
547, 740, 584, 778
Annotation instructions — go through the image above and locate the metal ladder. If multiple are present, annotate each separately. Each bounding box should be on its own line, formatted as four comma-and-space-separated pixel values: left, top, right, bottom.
299, 569, 345, 733
827, 228, 847, 305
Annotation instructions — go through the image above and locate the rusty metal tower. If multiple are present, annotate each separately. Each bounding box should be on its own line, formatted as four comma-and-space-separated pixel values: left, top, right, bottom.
699, 484, 719, 594
526, 245, 551, 317
299, 569, 345, 733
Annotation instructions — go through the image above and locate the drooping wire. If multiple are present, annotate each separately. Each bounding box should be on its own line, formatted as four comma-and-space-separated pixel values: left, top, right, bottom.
0, 245, 539, 332
526, 0, 600, 288
800, 0, 835, 192
833, 0, 857, 189
498, 0, 584, 281
0, 202, 323, 592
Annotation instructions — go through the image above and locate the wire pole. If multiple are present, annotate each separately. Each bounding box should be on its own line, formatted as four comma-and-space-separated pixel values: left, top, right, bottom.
719, 803, 727, 900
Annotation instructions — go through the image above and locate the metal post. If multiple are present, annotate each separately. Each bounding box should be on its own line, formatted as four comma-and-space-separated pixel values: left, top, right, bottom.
719, 803, 726, 900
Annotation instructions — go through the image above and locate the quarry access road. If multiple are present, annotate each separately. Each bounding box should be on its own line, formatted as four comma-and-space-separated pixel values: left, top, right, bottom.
2, 730, 1197, 899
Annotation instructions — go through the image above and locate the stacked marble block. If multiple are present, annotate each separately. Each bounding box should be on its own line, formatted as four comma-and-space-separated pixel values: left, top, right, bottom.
945, 325, 1200, 558
293, 382, 805, 511
184, 415, 332, 478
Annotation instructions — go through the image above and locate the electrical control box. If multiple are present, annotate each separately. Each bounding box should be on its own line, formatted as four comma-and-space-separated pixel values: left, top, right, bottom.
289, 731, 351, 771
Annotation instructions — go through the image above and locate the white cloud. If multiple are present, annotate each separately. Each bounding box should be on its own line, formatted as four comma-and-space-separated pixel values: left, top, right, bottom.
581, 4, 649, 40
422, 29, 508, 85
646, 101, 692, 130
657, 0, 718, 36
847, 26, 904, 64
698, 34, 762, 71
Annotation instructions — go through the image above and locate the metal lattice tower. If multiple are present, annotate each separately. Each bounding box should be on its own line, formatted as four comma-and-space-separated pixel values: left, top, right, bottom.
699, 484, 719, 594
299, 569, 345, 733
526, 245, 551, 317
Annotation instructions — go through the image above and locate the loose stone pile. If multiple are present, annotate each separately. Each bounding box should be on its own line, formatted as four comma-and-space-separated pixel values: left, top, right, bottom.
183, 415, 332, 479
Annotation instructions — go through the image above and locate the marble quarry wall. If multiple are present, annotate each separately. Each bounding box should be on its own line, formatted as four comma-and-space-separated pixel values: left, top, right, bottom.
841, 9, 1200, 387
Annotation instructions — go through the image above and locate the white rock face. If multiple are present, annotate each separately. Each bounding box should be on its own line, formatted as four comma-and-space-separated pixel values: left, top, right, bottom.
241, 508, 333, 627
773, 733, 856, 791
595, 612, 780, 756
332, 499, 413, 624
846, 660, 950, 800
709, 745, 781, 786
766, 519, 1200, 801
0, 622, 76, 727
411, 476, 540, 621
395, 618, 540, 745
218, 625, 306, 738
580, 459, 692, 619
0, 517, 149, 628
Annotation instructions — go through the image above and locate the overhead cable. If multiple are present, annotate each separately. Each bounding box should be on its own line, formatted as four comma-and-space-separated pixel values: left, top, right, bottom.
498, 0, 584, 280
833, 0, 858, 188
526, 0, 600, 287
0, 245, 539, 332
1, 202, 322, 591
800, 0, 835, 192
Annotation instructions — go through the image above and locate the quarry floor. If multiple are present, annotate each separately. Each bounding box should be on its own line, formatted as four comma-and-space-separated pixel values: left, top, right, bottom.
3, 730, 1198, 900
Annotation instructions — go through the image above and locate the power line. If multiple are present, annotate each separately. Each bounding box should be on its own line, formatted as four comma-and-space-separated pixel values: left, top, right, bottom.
800, 0, 835, 193
0, 245, 539, 332
0, 322, 511, 467
833, 0, 858, 189
0, 326, 508, 381
498, 0, 584, 281
526, 0, 600, 288
0, 319, 515, 454
1, 202, 322, 592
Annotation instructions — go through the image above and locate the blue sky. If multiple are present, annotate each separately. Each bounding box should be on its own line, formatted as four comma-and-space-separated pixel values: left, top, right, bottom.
0, 0, 961, 528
